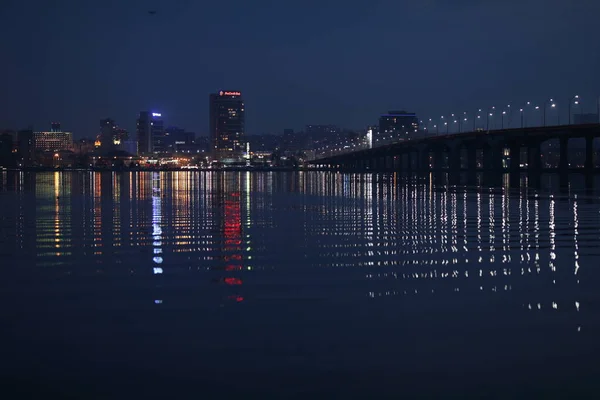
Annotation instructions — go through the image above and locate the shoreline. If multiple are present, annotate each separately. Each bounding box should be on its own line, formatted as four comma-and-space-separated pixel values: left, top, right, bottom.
1, 166, 313, 172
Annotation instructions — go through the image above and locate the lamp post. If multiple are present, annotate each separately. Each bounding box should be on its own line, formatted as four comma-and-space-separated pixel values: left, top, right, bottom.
543, 98, 555, 126
444, 121, 448, 134
487, 113, 493, 130
474, 109, 482, 131
568, 95, 579, 125
459, 111, 467, 133
502, 111, 507, 129
523, 101, 531, 127
534, 105, 540, 126
487, 106, 495, 131
439, 116, 445, 135
519, 108, 524, 128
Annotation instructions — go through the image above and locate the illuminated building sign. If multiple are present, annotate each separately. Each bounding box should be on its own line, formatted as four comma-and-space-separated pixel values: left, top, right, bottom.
219, 91, 241, 96
152, 113, 162, 117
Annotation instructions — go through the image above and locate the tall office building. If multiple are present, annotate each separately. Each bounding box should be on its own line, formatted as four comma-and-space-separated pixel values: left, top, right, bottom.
379, 111, 419, 140
137, 111, 165, 154
99, 118, 116, 153
209, 91, 245, 162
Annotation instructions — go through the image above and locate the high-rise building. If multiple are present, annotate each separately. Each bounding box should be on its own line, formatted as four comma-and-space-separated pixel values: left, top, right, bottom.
137, 111, 165, 154
100, 118, 116, 153
35, 124, 73, 152
209, 91, 245, 162
379, 111, 419, 140
99, 119, 128, 153
137, 112, 151, 154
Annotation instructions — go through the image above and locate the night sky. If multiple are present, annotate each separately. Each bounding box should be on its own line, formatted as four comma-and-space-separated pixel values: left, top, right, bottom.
1, 0, 599, 138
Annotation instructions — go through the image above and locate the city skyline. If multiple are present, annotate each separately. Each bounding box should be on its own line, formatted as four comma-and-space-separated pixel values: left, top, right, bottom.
1, 1, 600, 138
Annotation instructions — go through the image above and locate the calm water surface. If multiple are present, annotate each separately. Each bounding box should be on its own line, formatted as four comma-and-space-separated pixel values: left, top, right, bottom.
1, 171, 600, 398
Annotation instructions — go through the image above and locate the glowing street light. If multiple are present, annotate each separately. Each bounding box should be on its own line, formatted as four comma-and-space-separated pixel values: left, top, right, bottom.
519, 108, 524, 128
487, 108, 495, 131
568, 95, 580, 125
543, 98, 556, 126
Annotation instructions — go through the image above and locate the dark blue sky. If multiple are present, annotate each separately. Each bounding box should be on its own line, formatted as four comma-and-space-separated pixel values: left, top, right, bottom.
1, 0, 599, 138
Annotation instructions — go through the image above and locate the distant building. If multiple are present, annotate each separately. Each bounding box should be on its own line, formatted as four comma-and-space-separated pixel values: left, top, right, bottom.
379, 111, 419, 140
137, 111, 165, 154
209, 91, 245, 162
574, 113, 599, 124
73, 138, 95, 155
0, 132, 15, 167
305, 125, 339, 141
245, 134, 280, 153
18, 130, 35, 166
99, 118, 116, 153
35, 124, 73, 152
194, 136, 210, 153
122, 140, 138, 156
164, 126, 195, 152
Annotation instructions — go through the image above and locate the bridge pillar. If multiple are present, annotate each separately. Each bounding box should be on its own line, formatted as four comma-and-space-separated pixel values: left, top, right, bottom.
527, 142, 542, 172
559, 137, 569, 173
484, 144, 504, 172
407, 152, 415, 171
448, 143, 462, 172
419, 149, 430, 171
466, 145, 477, 171
433, 149, 445, 171
509, 142, 521, 173
400, 152, 408, 171
393, 155, 401, 170
585, 136, 594, 172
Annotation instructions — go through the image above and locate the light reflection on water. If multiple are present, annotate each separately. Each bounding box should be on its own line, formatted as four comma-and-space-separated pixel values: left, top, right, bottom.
1, 170, 600, 396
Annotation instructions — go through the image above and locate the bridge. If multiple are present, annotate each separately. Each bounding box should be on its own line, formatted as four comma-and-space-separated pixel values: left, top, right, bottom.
309, 124, 600, 174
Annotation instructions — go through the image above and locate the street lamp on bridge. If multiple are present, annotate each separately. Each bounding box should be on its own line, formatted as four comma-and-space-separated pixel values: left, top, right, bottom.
487, 106, 495, 130
543, 98, 556, 126
568, 95, 580, 125
519, 108, 524, 128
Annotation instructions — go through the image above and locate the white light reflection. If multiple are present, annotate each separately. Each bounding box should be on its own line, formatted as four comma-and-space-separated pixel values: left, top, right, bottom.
152, 172, 164, 275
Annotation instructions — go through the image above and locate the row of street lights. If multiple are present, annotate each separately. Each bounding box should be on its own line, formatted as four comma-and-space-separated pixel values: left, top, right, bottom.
317, 95, 600, 158
420, 95, 600, 136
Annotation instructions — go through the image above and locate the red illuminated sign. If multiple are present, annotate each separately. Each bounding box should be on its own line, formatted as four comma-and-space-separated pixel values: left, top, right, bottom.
219, 91, 241, 96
